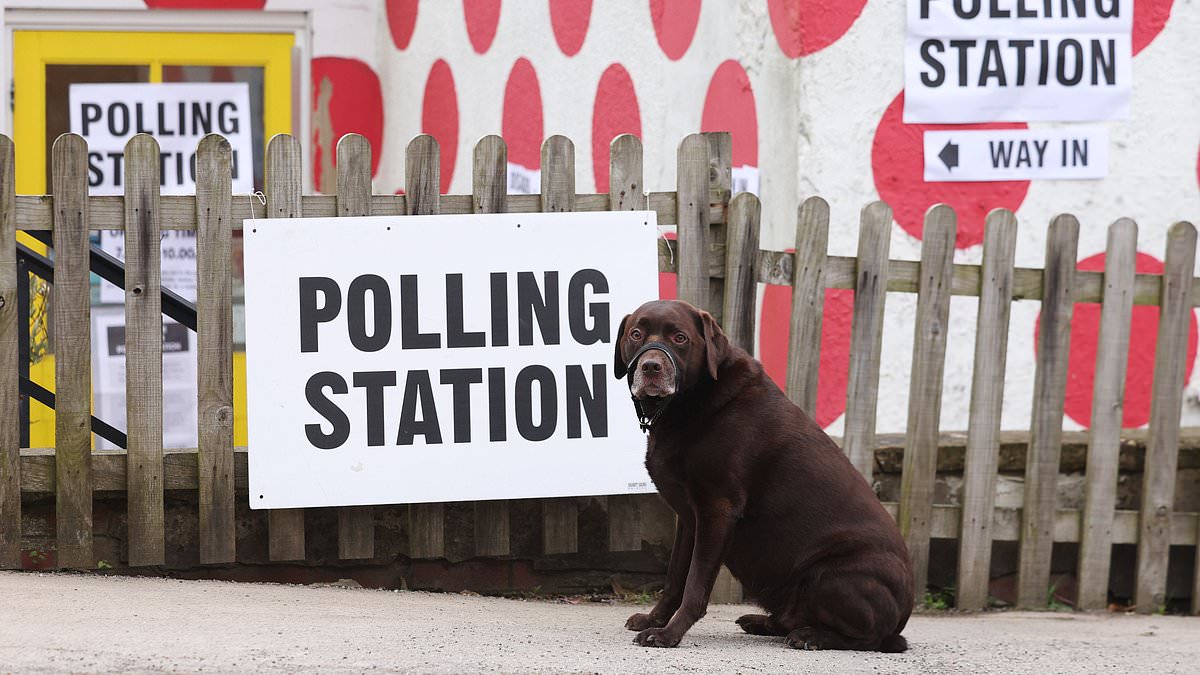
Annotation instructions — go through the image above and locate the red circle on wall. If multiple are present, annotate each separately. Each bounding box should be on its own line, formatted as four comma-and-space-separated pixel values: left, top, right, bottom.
659, 232, 678, 301
650, 0, 702, 61
386, 0, 419, 50
1133, 0, 1173, 55
311, 57, 384, 190
464, 0, 502, 54
766, 0, 867, 57
550, 0, 592, 56
592, 64, 642, 193
503, 58, 543, 171
1037, 252, 1199, 429
421, 59, 459, 193
759, 273, 853, 429
701, 60, 758, 168
872, 92, 1030, 249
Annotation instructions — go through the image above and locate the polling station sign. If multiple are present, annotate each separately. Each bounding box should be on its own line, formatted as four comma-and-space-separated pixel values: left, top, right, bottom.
243, 212, 660, 509
924, 125, 1109, 181
904, 0, 1132, 123
69, 83, 254, 195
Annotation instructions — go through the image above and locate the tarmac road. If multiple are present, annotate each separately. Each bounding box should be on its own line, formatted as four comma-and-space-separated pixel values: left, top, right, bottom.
0, 571, 1195, 674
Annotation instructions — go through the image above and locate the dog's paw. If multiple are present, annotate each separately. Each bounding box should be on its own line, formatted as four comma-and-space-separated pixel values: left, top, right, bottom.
784, 628, 823, 651
625, 612, 666, 632
736, 614, 781, 636
633, 627, 680, 648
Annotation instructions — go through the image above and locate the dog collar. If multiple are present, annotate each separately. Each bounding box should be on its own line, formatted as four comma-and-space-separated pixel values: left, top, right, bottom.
625, 342, 682, 433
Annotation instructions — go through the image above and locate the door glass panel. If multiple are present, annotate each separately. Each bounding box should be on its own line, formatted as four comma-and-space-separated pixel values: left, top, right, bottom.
163, 65, 266, 191
44, 64, 149, 189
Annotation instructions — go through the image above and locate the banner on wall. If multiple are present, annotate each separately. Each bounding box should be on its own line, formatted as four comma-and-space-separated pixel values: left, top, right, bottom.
68, 82, 254, 195
904, 0, 1132, 123
242, 212, 660, 509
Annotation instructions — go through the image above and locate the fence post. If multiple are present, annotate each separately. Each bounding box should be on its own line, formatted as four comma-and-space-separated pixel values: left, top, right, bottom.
0, 134, 18, 569
51, 133, 93, 569
703, 132, 731, 318
335, 133, 377, 561
540, 134, 579, 555
722, 193, 760, 353
786, 197, 830, 416
955, 209, 1018, 609
404, 133, 446, 560
1018, 215, 1083, 608
898, 204, 956, 595
123, 134, 166, 567
676, 134, 709, 310
607, 133, 647, 553
264, 133, 306, 562
843, 201, 893, 480
471, 134, 511, 558
196, 134, 236, 564
1072, 219, 1134, 610
1135, 221, 1197, 613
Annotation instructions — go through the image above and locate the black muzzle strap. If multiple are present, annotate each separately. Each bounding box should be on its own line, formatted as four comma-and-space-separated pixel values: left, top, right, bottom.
625, 342, 682, 433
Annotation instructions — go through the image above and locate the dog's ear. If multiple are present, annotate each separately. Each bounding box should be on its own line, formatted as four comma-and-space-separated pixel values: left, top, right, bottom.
699, 310, 730, 381
613, 313, 632, 379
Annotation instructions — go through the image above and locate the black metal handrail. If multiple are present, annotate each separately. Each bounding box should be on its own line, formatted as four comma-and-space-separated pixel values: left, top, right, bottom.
16, 232, 199, 449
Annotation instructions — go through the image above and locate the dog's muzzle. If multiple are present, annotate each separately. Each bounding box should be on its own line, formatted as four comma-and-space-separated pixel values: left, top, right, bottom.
625, 342, 682, 433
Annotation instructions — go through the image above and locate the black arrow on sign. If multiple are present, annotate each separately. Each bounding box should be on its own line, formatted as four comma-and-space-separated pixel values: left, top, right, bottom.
938, 140, 959, 171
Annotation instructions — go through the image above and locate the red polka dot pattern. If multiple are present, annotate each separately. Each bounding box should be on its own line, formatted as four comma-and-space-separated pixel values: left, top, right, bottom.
311, 57, 384, 189
550, 0, 592, 57
421, 59, 459, 193
464, 0, 502, 54
759, 275, 853, 429
503, 58, 543, 170
701, 60, 758, 167
659, 232, 678, 301
650, 0, 702, 61
872, 92, 1029, 249
386, 0, 419, 50
591, 64, 642, 193
767, 0, 867, 57
1133, 0, 1173, 55
1037, 252, 1199, 429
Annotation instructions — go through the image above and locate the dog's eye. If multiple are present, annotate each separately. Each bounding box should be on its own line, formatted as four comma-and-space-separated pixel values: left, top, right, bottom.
672, 332, 688, 344
629, 328, 643, 341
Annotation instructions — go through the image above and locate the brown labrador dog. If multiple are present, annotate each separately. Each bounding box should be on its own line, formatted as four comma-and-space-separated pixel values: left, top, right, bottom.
614, 300, 913, 651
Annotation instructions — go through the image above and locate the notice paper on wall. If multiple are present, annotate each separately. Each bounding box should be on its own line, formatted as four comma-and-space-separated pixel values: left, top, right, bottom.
924, 125, 1109, 181
242, 211, 660, 509
904, 0, 1132, 123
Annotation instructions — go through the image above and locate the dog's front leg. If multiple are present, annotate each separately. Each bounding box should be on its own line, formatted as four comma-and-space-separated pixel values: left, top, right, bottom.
634, 501, 735, 648
626, 516, 694, 631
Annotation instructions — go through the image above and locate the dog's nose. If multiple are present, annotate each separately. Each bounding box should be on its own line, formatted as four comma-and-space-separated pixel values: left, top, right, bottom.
641, 360, 662, 374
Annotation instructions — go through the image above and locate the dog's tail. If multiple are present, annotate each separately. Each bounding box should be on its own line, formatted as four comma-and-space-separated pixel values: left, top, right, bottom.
878, 634, 908, 653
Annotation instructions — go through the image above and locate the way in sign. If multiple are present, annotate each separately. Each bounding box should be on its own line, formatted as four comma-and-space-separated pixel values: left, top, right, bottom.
923, 126, 1108, 182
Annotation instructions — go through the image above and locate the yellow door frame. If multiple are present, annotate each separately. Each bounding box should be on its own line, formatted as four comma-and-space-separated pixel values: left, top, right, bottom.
14, 29, 293, 448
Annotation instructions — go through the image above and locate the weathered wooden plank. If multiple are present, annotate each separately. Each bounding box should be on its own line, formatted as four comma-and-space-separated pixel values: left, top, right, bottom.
842, 201, 893, 479
703, 132, 731, 320
541, 134, 579, 555
1135, 221, 1197, 613
264, 134, 306, 562
195, 134, 237, 565
722, 193, 760, 353
51, 133, 94, 569
1195, 516, 1200, 615
335, 133, 376, 561
1019, 215, 1084, 608
1073, 219, 1135, 610
405, 135, 440, 216
607, 133, 646, 553
676, 134, 710, 310
0, 134, 19, 569
898, 204, 957, 595
955, 209, 1018, 610
471, 135, 511, 558
123, 134, 166, 567
786, 197, 830, 415
15, 190, 729, 231
404, 133, 446, 560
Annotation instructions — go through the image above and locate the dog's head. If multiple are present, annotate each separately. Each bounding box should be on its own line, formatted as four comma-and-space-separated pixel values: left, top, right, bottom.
612, 300, 730, 403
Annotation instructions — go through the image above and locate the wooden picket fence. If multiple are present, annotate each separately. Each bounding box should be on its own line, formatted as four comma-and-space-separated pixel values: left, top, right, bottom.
0, 130, 1198, 616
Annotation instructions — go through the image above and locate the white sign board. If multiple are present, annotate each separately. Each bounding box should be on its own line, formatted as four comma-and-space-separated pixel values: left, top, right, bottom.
905, 0, 1132, 123
924, 125, 1109, 181
243, 212, 660, 509
68, 82, 254, 195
